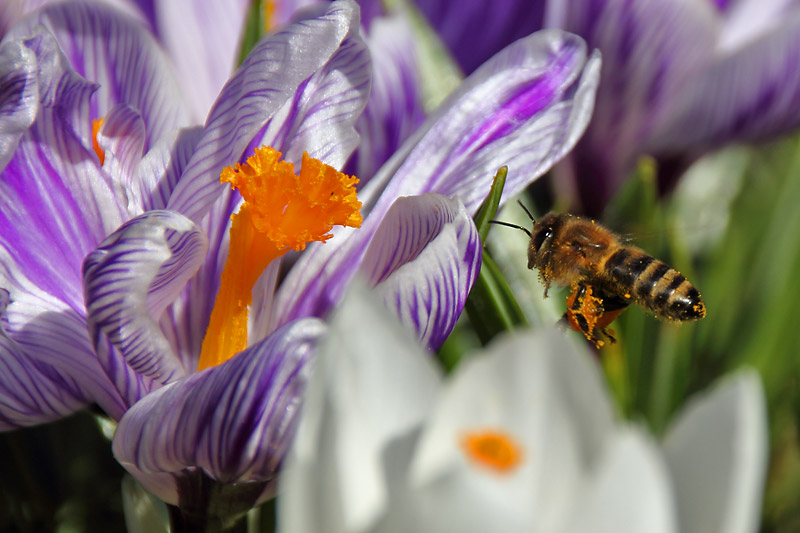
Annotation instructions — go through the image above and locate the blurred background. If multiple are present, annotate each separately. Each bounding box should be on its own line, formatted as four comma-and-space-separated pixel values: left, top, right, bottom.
3, 0, 800, 531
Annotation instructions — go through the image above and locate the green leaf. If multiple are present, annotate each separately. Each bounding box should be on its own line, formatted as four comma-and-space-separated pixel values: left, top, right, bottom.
465, 167, 527, 345
237, 0, 267, 66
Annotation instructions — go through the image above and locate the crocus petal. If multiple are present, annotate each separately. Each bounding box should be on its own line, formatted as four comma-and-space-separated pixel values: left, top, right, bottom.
662, 371, 767, 533
359, 194, 481, 350
407, 329, 615, 531
280, 282, 442, 533
97, 103, 146, 214
361, 29, 600, 215
0, 289, 89, 429
83, 211, 208, 408
276, 29, 599, 326
114, 318, 325, 506
259, 32, 371, 170
1, 31, 126, 309
345, 12, 425, 183
6, 1, 190, 148
139, 0, 250, 123
649, 13, 800, 155
563, 429, 677, 533
0, 38, 37, 171
549, 0, 718, 210
166, 0, 367, 223
415, 0, 547, 74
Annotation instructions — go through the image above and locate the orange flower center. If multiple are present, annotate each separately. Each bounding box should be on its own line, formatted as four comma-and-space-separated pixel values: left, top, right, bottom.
197, 146, 362, 370
461, 429, 523, 474
92, 118, 105, 165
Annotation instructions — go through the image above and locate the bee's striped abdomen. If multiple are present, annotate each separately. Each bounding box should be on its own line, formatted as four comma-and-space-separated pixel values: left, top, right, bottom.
602, 248, 706, 321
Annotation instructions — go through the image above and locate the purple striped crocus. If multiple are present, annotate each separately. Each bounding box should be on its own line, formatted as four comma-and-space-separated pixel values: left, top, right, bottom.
0, 0, 600, 516
415, 0, 800, 214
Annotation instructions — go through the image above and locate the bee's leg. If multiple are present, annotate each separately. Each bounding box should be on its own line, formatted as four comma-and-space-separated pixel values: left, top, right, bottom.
563, 282, 605, 347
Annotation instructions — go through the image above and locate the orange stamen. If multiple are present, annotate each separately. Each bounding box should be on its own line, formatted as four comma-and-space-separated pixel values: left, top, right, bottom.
92, 118, 105, 165
197, 146, 361, 371
461, 429, 523, 474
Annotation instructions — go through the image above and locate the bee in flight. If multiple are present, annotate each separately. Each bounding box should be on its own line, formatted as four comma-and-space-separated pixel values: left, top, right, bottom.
492, 203, 706, 347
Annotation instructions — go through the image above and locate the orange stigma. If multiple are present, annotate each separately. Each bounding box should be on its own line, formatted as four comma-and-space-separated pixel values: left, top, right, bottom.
197, 146, 361, 371
462, 429, 523, 474
92, 118, 105, 165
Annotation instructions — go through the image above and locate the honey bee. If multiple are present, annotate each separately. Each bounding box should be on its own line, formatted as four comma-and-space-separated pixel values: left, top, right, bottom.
492, 203, 706, 347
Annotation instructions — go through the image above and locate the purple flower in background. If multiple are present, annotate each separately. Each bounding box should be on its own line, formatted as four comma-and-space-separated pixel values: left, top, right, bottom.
415, 0, 800, 214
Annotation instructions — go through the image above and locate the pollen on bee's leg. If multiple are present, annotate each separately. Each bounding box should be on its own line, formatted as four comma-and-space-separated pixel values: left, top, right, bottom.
197, 146, 362, 371
461, 429, 523, 474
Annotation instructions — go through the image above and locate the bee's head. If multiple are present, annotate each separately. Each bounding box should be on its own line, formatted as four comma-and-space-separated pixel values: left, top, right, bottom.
527, 212, 561, 270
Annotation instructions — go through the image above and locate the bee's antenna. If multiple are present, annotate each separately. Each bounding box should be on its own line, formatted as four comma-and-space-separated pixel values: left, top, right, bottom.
489, 220, 532, 238
517, 200, 535, 223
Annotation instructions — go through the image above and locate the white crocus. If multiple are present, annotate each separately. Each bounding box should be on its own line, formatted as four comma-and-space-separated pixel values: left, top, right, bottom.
278, 283, 767, 533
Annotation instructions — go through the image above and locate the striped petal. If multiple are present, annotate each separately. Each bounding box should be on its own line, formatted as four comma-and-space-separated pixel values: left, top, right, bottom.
0, 289, 89, 429
415, 0, 546, 74
6, 1, 190, 149
662, 371, 767, 533
275, 29, 599, 326
359, 194, 481, 350
549, 0, 718, 211
113, 318, 325, 506
166, 0, 367, 223
97, 103, 146, 214
260, 31, 370, 171
1, 30, 126, 311
83, 211, 208, 409
137, 0, 250, 123
344, 12, 425, 183
649, 13, 800, 156
0, 38, 37, 172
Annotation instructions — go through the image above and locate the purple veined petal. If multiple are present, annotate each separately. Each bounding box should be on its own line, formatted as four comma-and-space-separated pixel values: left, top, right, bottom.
548, 0, 718, 211
257, 31, 371, 172
136, 0, 250, 123
0, 38, 37, 172
649, 11, 800, 156
359, 194, 481, 350
0, 288, 90, 429
359, 29, 600, 216
714, 0, 797, 50
157, 189, 236, 373
166, 0, 363, 224
137, 126, 204, 212
97, 103, 146, 215
662, 371, 767, 533
6, 1, 190, 149
112, 317, 326, 506
0, 33, 127, 310
344, 11, 425, 184
414, 0, 546, 74
83, 211, 208, 409
273, 29, 599, 326
0, 255, 128, 420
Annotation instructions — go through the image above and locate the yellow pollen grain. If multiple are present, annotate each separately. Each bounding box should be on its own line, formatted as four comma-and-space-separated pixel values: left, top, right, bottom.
197, 146, 361, 371
462, 429, 523, 474
92, 118, 105, 165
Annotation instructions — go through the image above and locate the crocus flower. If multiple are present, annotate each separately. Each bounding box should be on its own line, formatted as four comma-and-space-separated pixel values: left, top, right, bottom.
0, 0, 370, 511
1, 0, 600, 520
280, 282, 768, 533
414, 0, 800, 214
0, 0, 193, 428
